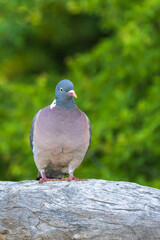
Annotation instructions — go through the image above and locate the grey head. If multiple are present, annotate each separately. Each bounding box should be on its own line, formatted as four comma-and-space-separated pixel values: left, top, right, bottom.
55, 79, 77, 109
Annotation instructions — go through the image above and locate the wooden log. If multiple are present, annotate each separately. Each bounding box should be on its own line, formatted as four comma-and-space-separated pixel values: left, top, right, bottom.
0, 179, 160, 240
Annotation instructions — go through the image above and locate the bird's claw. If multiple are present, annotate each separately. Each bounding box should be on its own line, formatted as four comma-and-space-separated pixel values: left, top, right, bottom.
60, 176, 87, 181
39, 177, 57, 183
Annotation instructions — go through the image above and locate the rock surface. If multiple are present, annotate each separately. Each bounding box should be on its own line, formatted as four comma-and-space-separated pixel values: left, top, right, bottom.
0, 179, 160, 240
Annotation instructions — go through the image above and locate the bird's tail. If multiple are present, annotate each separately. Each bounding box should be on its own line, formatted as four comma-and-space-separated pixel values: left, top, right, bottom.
36, 169, 68, 180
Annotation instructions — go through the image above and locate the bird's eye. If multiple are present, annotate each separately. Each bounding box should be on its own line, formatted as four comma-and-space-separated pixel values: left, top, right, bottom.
60, 88, 63, 92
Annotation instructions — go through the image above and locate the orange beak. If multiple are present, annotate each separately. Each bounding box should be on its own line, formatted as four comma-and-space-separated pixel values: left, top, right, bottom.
68, 90, 77, 98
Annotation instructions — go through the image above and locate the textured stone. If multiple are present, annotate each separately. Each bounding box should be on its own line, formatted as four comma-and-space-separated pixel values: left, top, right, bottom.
0, 179, 160, 240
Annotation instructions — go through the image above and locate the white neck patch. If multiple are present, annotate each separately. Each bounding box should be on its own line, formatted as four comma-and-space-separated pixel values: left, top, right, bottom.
50, 99, 56, 109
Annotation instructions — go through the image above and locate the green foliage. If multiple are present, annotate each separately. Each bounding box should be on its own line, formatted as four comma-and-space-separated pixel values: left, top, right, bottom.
0, 0, 160, 188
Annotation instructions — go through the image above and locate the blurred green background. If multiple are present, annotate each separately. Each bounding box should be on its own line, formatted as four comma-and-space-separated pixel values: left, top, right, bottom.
0, 0, 160, 188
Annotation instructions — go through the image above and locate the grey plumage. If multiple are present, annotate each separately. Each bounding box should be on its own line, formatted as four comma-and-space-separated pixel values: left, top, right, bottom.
84, 113, 91, 145
30, 111, 40, 154
30, 79, 91, 182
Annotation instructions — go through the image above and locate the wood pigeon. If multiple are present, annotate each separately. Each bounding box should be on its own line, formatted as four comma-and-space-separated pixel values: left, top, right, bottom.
30, 79, 91, 183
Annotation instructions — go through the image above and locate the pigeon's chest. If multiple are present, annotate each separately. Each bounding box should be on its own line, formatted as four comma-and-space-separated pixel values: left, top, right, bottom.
34, 106, 88, 151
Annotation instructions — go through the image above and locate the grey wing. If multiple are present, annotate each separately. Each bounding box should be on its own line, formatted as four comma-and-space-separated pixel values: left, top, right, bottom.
30, 111, 40, 154
84, 113, 91, 145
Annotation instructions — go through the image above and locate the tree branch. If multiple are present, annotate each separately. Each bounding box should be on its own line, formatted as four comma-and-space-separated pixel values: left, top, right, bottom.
0, 179, 160, 240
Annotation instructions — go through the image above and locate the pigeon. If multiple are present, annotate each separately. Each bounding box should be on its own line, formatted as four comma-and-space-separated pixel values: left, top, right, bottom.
30, 79, 91, 183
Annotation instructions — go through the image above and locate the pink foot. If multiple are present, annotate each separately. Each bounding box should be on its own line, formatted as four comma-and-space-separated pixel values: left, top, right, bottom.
39, 177, 57, 183
39, 171, 57, 183
60, 173, 86, 182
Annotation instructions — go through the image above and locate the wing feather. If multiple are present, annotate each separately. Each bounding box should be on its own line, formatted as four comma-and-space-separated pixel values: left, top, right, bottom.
30, 111, 41, 154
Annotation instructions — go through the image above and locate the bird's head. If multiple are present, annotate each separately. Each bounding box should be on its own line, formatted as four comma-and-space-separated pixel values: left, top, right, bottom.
55, 79, 77, 109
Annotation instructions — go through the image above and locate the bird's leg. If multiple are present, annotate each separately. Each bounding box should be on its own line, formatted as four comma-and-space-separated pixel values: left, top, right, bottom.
39, 170, 57, 183
60, 172, 86, 181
